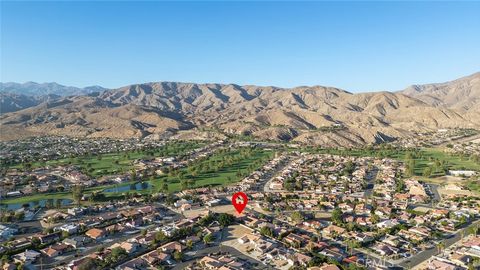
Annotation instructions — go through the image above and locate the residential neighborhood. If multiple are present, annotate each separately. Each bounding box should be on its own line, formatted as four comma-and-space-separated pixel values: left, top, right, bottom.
2, 1, 480, 268
1, 136, 479, 270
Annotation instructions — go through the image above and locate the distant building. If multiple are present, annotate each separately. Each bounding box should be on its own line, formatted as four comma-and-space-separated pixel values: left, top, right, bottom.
427, 258, 459, 270
58, 224, 79, 234
63, 236, 92, 248
449, 170, 476, 177
13, 249, 41, 264
6, 191, 22, 197
85, 228, 106, 240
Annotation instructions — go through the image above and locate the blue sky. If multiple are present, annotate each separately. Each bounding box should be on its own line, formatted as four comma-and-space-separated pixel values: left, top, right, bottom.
1, 1, 479, 92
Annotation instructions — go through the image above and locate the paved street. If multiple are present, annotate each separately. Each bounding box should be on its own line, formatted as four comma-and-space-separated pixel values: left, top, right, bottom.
173, 245, 268, 270
426, 184, 441, 203
399, 219, 480, 268
364, 166, 379, 198
263, 158, 293, 193
172, 227, 268, 270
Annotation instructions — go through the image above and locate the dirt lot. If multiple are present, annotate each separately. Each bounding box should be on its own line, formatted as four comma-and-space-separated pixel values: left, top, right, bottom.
223, 224, 254, 240
420, 175, 465, 185
413, 206, 434, 213
437, 187, 474, 197
419, 175, 478, 197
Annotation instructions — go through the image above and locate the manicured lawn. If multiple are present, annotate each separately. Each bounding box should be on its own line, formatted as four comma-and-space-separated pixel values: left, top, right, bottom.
466, 180, 480, 193
10, 141, 204, 177
148, 148, 273, 192
307, 147, 480, 176
417, 148, 480, 171
0, 191, 73, 204
1, 147, 273, 206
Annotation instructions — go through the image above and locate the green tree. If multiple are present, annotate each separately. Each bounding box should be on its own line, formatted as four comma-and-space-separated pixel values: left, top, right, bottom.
437, 241, 446, 253
180, 179, 188, 190
46, 198, 54, 209
155, 231, 167, 242
331, 208, 343, 225
423, 166, 432, 178
110, 247, 127, 262
371, 213, 380, 224
130, 169, 137, 181
72, 185, 84, 206
173, 251, 183, 261
55, 199, 62, 209
406, 159, 416, 176
203, 233, 213, 245
162, 182, 169, 193
395, 179, 405, 192
31, 237, 41, 248
186, 239, 193, 250
218, 213, 235, 227
290, 212, 304, 224
1, 255, 9, 265
468, 225, 478, 236
187, 179, 195, 189
260, 226, 274, 237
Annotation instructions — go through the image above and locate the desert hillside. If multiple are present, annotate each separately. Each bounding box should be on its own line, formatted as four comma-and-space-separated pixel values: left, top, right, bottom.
1, 73, 479, 146
400, 72, 480, 111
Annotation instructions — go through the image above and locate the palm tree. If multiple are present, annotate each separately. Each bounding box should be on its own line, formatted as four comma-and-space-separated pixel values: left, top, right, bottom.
437, 241, 446, 254
180, 179, 188, 190
162, 183, 168, 193
306, 241, 315, 253
186, 239, 193, 250
468, 225, 478, 237
187, 179, 195, 189
72, 185, 84, 206
345, 240, 355, 255
203, 233, 213, 245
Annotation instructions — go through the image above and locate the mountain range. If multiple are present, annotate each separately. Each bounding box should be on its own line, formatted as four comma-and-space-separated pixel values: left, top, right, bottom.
0, 82, 107, 113
0, 82, 106, 97
0, 73, 479, 147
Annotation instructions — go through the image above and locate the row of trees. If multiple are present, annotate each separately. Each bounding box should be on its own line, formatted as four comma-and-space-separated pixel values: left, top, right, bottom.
161, 147, 269, 191
422, 158, 450, 177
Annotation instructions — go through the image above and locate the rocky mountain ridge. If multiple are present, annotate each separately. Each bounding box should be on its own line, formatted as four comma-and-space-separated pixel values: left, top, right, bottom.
1, 72, 479, 147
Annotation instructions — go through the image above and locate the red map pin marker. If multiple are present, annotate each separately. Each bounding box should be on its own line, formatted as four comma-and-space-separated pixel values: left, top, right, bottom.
232, 192, 248, 214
